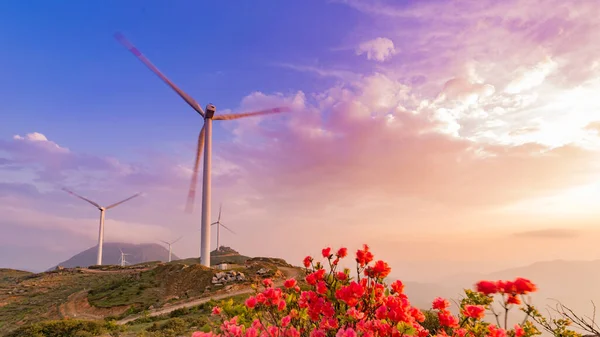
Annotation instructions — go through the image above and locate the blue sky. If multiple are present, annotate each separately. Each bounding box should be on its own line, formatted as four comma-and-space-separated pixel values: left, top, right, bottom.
0, 1, 362, 156
2, 1, 600, 278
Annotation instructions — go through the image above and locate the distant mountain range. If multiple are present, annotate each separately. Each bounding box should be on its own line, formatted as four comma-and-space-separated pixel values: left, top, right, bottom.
395, 259, 600, 332
48, 242, 178, 270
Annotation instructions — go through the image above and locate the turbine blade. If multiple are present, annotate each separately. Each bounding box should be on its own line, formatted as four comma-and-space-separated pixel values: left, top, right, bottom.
218, 203, 222, 221
114, 32, 205, 117
62, 188, 101, 209
106, 193, 141, 210
171, 236, 183, 244
159, 240, 169, 245
210, 222, 218, 226
220, 223, 236, 234
185, 125, 206, 213
213, 106, 290, 120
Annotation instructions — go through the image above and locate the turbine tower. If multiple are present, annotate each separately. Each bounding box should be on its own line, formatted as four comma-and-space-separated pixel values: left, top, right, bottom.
115, 32, 289, 267
119, 248, 131, 267
62, 188, 140, 266
211, 204, 235, 252
159, 236, 183, 262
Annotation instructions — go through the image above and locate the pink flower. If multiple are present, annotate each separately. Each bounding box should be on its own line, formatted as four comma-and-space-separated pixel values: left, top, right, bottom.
336, 327, 357, 337
245, 296, 257, 309
262, 278, 273, 288
281, 315, 292, 327
514, 324, 525, 337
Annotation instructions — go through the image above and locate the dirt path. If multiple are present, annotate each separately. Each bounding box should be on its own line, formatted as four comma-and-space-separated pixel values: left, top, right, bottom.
116, 267, 303, 325
59, 290, 103, 320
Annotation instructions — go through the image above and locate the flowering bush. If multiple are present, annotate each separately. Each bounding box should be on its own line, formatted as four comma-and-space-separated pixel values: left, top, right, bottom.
192, 245, 580, 337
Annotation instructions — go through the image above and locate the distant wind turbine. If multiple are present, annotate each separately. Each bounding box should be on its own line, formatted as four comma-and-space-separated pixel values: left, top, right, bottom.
62, 188, 141, 266
115, 32, 290, 267
211, 204, 235, 252
159, 236, 183, 263
119, 248, 131, 267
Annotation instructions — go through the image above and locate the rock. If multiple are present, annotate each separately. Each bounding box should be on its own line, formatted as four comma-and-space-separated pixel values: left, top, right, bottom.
214, 283, 223, 287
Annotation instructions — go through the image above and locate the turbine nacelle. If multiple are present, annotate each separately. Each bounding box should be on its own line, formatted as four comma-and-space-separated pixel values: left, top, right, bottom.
205, 104, 216, 119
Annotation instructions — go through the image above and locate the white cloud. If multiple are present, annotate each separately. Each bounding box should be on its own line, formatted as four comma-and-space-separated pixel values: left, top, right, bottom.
504, 57, 558, 94
355, 37, 397, 62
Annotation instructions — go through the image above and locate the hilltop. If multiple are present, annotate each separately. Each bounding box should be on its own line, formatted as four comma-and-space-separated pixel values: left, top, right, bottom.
0, 248, 301, 336
48, 242, 179, 270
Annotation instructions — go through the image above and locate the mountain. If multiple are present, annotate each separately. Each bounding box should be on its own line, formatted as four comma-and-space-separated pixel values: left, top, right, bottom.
49, 242, 178, 270
432, 259, 600, 328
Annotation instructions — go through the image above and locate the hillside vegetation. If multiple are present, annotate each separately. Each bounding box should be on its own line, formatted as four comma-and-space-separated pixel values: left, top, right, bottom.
0, 248, 300, 336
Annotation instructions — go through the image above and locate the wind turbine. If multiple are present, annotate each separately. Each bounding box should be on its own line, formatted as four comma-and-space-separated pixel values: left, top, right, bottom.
119, 248, 131, 267
159, 236, 183, 263
211, 204, 235, 252
62, 188, 141, 266
115, 32, 290, 267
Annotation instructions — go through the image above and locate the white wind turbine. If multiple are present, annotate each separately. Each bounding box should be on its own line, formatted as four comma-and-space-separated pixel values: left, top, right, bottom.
115, 32, 289, 267
211, 204, 235, 252
119, 248, 131, 267
159, 236, 183, 263
62, 188, 141, 266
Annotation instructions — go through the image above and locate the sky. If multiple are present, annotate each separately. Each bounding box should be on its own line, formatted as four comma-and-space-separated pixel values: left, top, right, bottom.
2, 0, 600, 280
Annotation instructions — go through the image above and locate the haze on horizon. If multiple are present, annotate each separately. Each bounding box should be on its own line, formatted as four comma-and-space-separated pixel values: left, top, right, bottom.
1, 0, 600, 285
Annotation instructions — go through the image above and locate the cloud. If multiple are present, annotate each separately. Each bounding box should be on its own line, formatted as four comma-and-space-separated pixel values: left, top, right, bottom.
504, 57, 558, 94
221, 73, 600, 216
355, 37, 396, 62
4, 0, 600, 276
511, 228, 579, 239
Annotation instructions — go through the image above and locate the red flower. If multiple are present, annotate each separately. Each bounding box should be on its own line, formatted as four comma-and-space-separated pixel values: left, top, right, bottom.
322, 247, 332, 258
336, 271, 347, 281
336, 247, 348, 258
432, 297, 450, 310
262, 278, 273, 288
390, 280, 404, 294
497, 280, 516, 294
438, 310, 459, 327
506, 295, 521, 305
284, 278, 297, 288
211, 306, 222, 315
335, 281, 365, 307
365, 260, 391, 279
488, 324, 507, 337
513, 277, 537, 294
356, 244, 374, 267
303, 256, 313, 268
476, 280, 497, 295
463, 305, 485, 319
317, 281, 328, 294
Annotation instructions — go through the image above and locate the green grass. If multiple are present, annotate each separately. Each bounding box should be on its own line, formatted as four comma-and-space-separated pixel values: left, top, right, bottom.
88, 269, 161, 309
0, 271, 128, 336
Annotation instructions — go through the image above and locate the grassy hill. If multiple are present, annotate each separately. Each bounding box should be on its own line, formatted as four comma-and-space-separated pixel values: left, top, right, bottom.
0, 248, 297, 336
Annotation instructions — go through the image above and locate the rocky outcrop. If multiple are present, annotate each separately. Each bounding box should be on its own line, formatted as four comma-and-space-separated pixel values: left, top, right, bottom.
211, 270, 246, 286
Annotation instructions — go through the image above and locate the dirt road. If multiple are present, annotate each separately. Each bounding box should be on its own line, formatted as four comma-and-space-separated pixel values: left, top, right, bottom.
116, 266, 302, 325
